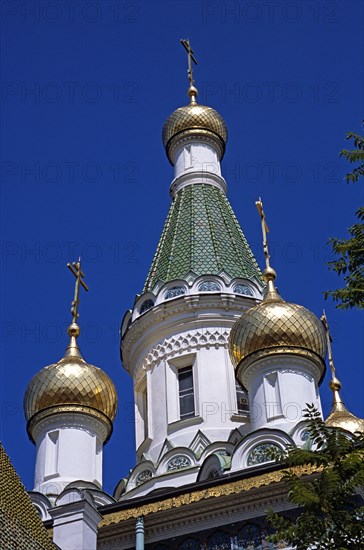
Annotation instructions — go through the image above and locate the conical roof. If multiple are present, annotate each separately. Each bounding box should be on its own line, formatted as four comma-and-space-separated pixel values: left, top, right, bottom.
143, 184, 262, 292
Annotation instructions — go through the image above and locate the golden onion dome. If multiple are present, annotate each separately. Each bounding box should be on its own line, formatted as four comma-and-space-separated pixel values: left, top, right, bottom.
229, 268, 327, 387
162, 87, 228, 164
325, 378, 364, 434
321, 314, 364, 434
24, 324, 117, 443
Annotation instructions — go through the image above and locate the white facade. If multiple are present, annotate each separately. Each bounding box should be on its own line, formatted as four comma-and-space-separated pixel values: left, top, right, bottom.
49, 489, 101, 550
170, 137, 227, 196
241, 354, 323, 432
31, 412, 107, 498
122, 286, 262, 469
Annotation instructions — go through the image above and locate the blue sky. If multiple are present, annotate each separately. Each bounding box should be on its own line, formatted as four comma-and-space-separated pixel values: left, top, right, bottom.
1, 0, 363, 496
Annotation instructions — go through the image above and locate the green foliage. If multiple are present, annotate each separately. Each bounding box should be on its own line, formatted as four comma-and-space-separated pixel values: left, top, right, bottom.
340, 129, 364, 183
266, 405, 364, 550
325, 126, 364, 309
325, 207, 364, 309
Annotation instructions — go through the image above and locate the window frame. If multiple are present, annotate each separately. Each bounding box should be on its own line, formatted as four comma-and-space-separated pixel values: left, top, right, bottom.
135, 373, 152, 450
166, 353, 200, 426
235, 380, 249, 416
178, 365, 195, 420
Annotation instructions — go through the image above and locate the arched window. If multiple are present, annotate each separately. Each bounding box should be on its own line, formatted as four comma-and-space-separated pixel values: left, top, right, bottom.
178, 538, 200, 550
238, 524, 262, 547
207, 530, 230, 549
167, 455, 191, 471
247, 443, 282, 466
198, 281, 221, 292
135, 469, 152, 486
165, 286, 186, 300
234, 284, 254, 296
140, 299, 154, 314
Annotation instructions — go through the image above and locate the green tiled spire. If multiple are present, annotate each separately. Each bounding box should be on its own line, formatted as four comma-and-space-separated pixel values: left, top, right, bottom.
143, 185, 262, 292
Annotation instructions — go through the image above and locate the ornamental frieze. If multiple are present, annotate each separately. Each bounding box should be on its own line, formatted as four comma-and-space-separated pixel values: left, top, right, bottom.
133, 328, 230, 384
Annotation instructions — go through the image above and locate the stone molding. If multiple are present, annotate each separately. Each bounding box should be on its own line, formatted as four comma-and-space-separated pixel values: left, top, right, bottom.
122, 291, 259, 382
30, 410, 110, 444
170, 170, 227, 197
129, 274, 261, 326
133, 328, 230, 385
237, 348, 325, 391
99, 466, 314, 529
168, 132, 225, 167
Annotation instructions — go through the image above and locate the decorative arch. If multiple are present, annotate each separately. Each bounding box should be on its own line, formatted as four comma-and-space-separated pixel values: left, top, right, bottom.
230, 429, 293, 471
234, 283, 254, 296
157, 447, 196, 475
238, 523, 262, 547
140, 299, 154, 314
198, 281, 221, 292
178, 538, 200, 550
197, 452, 231, 482
247, 442, 282, 466
207, 530, 230, 548
126, 460, 156, 491
165, 286, 186, 300
28, 492, 52, 521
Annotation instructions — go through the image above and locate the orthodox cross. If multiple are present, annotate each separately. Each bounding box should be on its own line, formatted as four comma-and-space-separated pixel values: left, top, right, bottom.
180, 39, 198, 88
67, 258, 89, 324
321, 311, 335, 377
256, 198, 271, 270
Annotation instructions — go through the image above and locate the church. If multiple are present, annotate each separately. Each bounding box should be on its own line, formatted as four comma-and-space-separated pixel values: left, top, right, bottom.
1, 41, 363, 550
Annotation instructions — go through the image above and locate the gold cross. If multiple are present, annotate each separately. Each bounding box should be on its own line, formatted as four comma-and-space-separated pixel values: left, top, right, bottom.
67, 258, 89, 324
181, 39, 198, 88
321, 310, 335, 376
256, 198, 271, 270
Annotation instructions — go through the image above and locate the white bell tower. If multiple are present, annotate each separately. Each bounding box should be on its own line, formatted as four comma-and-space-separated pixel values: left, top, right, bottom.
121, 42, 264, 494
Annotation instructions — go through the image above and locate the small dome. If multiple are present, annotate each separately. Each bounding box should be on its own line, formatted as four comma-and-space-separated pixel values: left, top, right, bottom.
325, 378, 364, 434
326, 408, 364, 434
162, 101, 227, 164
229, 299, 327, 369
24, 337, 117, 441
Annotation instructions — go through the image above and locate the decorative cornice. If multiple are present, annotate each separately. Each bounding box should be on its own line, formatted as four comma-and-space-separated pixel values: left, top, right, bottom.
99, 464, 318, 527
170, 170, 227, 197
122, 292, 258, 380
167, 129, 225, 165
236, 347, 326, 392
133, 328, 230, 385
27, 406, 112, 444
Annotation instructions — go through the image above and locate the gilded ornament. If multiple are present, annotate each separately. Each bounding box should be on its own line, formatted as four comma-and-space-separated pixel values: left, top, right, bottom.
228, 199, 327, 386
162, 40, 227, 164
99, 465, 318, 527
321, 312, 364, 434
24, 260, 118, 442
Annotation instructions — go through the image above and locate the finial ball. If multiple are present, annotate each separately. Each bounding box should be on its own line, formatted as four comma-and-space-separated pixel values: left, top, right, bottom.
329, 377, 342, 391
262, 267, 277, 282
188, 85, 198, 98
67, 323, 80, 338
